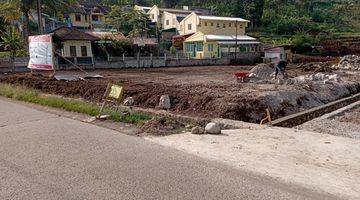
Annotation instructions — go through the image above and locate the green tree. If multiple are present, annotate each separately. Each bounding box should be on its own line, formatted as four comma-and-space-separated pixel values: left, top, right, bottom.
107, 6, 150, 37
0, 26, 23, 72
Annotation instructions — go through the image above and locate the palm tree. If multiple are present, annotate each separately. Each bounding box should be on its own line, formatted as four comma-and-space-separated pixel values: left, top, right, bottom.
0, 26, 23, 72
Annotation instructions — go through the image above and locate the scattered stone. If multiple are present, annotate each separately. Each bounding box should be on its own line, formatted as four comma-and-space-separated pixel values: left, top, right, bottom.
159, 95, 171, 109
123, 97, 135, 106
294, 73, 341, 84
191, 126, 205, 134
332, 55, 360, 71
205, 122, 222, 134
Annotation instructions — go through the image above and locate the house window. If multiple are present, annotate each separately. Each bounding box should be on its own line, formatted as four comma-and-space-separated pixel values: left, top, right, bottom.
198, 22, 201, 27
81, 46, 87, 57
211, 22, 213, 26
151, 14, 154, 19
223, 24, 226, 28
166, 20, 169, 25
208, 44, 214, 51
196, 42, 203, 51
229, 23, 232, 27
70, 46, 77, 57
216, 23, 220, 28
186, 43, 194, 52
188, 24, 192, 30
204, 22, 207, 26
92, 15, 99, 22
75, 14, 81, 22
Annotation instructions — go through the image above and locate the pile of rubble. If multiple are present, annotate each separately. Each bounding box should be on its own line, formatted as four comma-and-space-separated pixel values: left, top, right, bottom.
332, 55, 360, 71
248, 63, 274, 79
294, 73, 341, 84
297, 62, 332, 72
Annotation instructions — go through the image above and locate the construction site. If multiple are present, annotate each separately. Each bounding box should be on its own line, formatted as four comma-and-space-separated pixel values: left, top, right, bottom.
0, 55, 359, 136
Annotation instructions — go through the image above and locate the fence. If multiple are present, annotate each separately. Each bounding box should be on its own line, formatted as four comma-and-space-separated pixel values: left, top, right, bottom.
0, 52, 262, 72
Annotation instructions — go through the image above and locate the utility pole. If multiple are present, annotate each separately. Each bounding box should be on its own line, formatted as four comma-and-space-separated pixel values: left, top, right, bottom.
37, 0, 43, 34
234, 20, 238, 61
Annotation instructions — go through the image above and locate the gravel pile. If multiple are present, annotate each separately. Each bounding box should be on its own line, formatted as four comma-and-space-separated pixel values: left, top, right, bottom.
248, 64, 274, 79
332, 55, 360, 70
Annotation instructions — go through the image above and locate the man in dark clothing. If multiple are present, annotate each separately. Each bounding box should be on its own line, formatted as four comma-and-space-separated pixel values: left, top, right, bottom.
275, 59, 288, 79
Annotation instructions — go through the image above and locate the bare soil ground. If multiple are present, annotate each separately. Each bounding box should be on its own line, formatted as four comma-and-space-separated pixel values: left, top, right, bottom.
1, 64, 359, 123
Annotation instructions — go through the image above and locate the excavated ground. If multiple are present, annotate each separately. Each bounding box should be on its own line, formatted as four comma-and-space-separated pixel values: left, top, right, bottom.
1, 65, 359, 123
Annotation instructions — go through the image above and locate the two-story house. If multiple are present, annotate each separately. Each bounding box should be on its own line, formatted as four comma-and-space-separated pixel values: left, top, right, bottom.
181, 13, 260, 59
147, 5, 204, 31
65, 0, 109, 30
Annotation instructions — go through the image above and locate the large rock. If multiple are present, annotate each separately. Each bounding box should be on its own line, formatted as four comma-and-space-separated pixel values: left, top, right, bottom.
159, 95, 171, 109
191, 126, 205, 135
123, 97, 135, 106
205, 122, 222, 134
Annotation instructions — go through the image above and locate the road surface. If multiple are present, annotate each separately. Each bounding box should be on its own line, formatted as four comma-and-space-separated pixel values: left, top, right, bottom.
0, 98, 337, 200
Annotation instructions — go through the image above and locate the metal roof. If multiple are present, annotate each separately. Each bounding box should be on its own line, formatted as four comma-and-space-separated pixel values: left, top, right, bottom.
205, 35, 256, 41
198, 16, 249, 22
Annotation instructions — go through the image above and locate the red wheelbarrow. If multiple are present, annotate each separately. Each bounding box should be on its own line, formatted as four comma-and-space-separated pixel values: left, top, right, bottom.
234, 72, 250, 83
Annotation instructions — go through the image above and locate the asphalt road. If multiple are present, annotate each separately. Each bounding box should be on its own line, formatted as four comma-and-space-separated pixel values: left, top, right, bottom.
0, 98, 338, 200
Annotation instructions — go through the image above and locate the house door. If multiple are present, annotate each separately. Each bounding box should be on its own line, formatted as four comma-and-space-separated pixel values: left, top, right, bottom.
217, 45, 221, 58
192, 44, 196, 57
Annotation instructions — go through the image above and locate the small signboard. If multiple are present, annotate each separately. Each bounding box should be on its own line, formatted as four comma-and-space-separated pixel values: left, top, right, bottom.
98, 83, 125, 118
28, 34, 54, 70
108, 84, 124, 100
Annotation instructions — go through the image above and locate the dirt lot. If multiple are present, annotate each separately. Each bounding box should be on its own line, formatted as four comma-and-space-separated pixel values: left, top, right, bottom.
1, 64, 360, 123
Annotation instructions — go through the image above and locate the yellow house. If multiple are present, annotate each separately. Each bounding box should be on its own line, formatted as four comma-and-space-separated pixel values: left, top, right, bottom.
181, 13, 260, 59
179, 13, 248, 36
147, 5, 202, 30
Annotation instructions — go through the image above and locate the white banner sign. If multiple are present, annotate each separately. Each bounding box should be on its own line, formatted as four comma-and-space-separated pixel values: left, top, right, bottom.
28, 34, 54, 70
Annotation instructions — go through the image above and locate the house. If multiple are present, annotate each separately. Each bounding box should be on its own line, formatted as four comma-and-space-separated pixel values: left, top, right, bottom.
181, 13, 260, 59
146, 5, 204, 31
64, 0, 109, 29
263, 46, 293, 63
52, 26, 100, 66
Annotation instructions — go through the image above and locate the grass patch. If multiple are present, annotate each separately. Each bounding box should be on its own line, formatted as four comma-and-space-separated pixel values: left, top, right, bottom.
0, 83, 151, 125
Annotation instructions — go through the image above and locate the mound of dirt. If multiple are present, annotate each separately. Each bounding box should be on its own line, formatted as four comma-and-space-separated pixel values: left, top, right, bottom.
297, 62, 333, 73
139, 117, 185, 136
1, 68, 359, 124
0, 74, 107, 102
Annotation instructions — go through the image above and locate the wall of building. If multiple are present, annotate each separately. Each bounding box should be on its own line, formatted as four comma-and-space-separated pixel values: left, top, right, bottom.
162, 12, 179, 30
197, 19, 246, 35
69, 13, 90, 28
179, 13, 197, 35
62, 40, 93, 57
148, 6, 160, 23
179, 13, 247, 36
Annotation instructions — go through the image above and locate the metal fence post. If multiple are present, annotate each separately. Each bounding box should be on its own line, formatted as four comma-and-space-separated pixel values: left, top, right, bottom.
150, 53, 153, 68
137, 52, 140, 68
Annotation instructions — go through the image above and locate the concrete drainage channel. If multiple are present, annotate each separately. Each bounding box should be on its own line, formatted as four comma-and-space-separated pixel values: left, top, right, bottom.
271, 93, 360, 127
